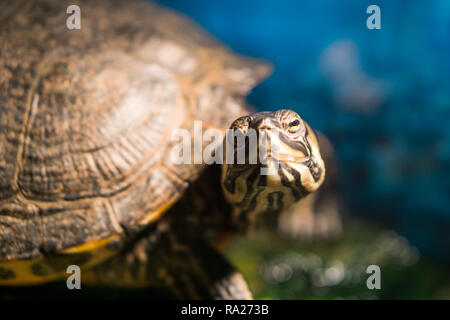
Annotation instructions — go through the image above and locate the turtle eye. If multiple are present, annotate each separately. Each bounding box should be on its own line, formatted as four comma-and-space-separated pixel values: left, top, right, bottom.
288, 118, 301, 133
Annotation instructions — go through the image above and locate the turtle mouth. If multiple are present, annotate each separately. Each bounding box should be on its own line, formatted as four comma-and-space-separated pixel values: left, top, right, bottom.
270, 154, 311, 163
256, 127, 311, 164
258, 133, 311, 164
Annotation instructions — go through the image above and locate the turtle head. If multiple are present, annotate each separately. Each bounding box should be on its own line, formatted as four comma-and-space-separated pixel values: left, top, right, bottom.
221, 109, 325, 229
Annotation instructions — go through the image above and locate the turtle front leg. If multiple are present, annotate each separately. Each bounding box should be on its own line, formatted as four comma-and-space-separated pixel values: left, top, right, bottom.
278, 192, 342, 241
83, 220, 252, 300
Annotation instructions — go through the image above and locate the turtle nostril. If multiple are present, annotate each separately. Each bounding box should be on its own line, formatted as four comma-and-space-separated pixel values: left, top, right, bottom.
256, 119, 273, 130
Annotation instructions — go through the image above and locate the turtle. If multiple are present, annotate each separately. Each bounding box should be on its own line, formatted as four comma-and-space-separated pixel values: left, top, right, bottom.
0, 0, 327, 299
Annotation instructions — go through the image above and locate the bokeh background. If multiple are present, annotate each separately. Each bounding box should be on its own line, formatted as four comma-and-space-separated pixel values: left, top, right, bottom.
153, 0, 450, 299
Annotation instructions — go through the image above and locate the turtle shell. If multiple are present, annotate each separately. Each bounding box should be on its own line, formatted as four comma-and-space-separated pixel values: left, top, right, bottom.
0, 0, 270, 281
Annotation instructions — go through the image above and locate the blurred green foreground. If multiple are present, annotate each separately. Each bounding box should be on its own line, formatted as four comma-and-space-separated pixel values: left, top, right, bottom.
224, 219, 450, 300
1, 219, 449, 300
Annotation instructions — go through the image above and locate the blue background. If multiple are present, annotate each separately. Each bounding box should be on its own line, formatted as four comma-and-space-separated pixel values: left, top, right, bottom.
155, 0, 450, 262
